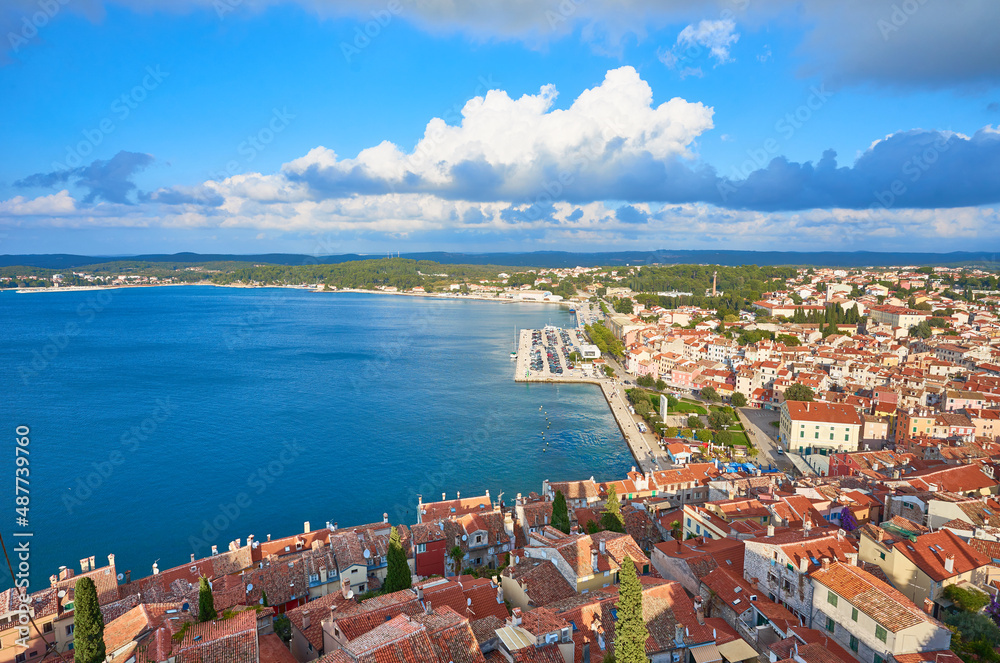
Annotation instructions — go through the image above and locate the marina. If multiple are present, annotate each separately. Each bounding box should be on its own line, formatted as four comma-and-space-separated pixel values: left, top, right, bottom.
513, 325, 670, 472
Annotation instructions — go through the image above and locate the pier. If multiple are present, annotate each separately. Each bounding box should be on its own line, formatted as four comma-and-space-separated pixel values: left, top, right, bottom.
513, 327, 669, 472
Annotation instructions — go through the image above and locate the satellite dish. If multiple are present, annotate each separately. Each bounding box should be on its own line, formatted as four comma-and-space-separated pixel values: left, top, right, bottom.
117, 573, 124, 581
259, 598, 264, 605
467, 598, 472, 606
363, 549, 371, 559
514, 555, 520, 564
57, 590, 66, 598
247, 583, 254, 592
462, 535, 468, 541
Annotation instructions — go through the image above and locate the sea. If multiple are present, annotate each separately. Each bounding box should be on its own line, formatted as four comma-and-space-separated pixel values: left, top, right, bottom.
0, 286, 631, 590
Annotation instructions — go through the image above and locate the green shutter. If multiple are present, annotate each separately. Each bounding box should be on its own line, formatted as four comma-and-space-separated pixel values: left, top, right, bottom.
875, 625, 887, 642
852, 607, 858, 621
827, 591, 838, 607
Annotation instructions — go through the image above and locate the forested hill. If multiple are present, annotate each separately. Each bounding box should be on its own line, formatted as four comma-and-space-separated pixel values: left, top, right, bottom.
2, 249, 998, 270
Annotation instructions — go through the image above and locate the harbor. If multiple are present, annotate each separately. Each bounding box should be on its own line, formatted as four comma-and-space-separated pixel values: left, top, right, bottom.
513, 326, 669, 472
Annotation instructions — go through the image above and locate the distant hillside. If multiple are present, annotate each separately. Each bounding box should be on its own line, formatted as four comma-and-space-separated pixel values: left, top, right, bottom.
1, 249, 997, 270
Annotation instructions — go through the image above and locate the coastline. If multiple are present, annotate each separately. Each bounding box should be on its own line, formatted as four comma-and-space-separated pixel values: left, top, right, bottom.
11, 282, 572, 306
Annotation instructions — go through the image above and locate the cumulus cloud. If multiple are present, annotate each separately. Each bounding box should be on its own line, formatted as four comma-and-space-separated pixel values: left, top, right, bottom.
678, 19, 740, 64
0, 190, 77, 216
16, 151, 154, 204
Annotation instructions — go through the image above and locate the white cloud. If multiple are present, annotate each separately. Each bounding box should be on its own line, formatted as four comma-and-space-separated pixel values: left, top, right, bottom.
676, 19, 740, 64
0, 190, 76, 215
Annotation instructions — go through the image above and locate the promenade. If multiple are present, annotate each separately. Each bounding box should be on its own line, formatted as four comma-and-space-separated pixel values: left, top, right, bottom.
513, 327, 669, 472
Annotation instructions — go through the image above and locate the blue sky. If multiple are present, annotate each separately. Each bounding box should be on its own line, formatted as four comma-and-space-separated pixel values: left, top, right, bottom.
1, 0, 998, 255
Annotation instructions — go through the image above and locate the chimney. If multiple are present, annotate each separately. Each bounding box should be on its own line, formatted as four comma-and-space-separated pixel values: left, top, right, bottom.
89, 555, 96, 570
304, 521, 311, 534
59, 567, 74, 581
425, 600, 433, 615
457, 491, 461, 499
152, 562, 159, 575
591, 549, 599, 573
923, 599, 934, 615
442, 492, 446, 501
570, 525, 580, 535
341, 577, 352, 599
191, 553, 196, 563
599, 539, 606, 553
383, 512, 388, 524
674, 624, 684, 645
302, 610, 310, 630
125, 570, 131, 584
80, 558, 90, 573
821, 557, 830, 571
803, 520, 812, 537
846, 552, 858, 566
767, 525, 775, 537
512, 608, 522, 627
267, 534, 272, 541
799, 557, 809, 573
944, 555, 955, 573
211, 545, 218, 556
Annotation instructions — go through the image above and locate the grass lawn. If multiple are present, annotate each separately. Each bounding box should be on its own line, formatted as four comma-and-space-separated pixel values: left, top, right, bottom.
671, 402, 707, 415
727, 432, 750, 446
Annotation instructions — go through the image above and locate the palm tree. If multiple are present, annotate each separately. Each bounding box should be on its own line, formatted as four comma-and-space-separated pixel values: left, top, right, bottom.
670, 520, 682, 542
449, 546, 464, 577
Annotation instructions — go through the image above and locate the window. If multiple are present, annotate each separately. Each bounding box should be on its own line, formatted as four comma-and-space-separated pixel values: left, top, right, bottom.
43, 622, 53, 633
852, 607, 858, 621
66, 624, 75, 636
875, 655, 885, 663
826, 616, 835, 633
875, 625, 887, 643
850, 635, 859, 653
879, 552, 886, 561
827, 591, 838, 607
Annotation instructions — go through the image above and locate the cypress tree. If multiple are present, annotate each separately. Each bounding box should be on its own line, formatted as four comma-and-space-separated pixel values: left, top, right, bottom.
198, 576, 217, 622
552, 490, 571, 534
601, 485, 625, 533
613, 558, 649, 663
384, 526, 412, 593
73, 577, 106, 663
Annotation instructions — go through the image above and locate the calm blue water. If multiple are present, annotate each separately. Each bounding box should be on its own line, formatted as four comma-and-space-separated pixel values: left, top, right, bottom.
0, 287, 629, 590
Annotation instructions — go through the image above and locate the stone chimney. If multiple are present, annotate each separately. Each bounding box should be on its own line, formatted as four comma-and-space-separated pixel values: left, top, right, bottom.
923, 599, 934, 615
425, 601, 433, 615
442, 492, 446, 501
674, 623, 684, 645
821, 557, 830, 571
767, 525, 775, 537
267, 534, 272, 541
152, 562, 159, 575
304, 521, 311, 534
457, 491, 461, 499
59, 567, 74, 581
591, 549, 599, 573
570, 525, 580, 535
191, 553, 196, 563
512, 608, 522, 627
383, 512, 389, 524
599, 539, 606, 553
944, 555, 955, 573
803, 520, 812, 537
846, 552, 858, 566
80, 558, 90, 573
341, 577, 352, 599
694, 598, 705, 625
302, 610, 310, 629
799, 557, 809, 573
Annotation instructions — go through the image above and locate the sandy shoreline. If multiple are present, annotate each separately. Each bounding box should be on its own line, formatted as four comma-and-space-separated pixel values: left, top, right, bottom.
11, 282, 574, 307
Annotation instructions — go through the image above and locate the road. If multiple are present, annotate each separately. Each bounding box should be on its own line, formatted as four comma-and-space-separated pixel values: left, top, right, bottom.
601, 381, 670, 472
737, 406, 794, 472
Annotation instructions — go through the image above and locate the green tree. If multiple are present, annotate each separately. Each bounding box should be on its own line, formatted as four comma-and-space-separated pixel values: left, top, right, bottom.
670, 520, 682, 542
784, 384, 814, 402
198, 576, 217, 622
275, 614, 292, 643
944, 584, 990, 613
601, 485, 625, 533
449, 546, 465, 577
665, 427, 678, 437
696, 429, 712, 443
613, 298, 634, 314
708, 410, 731, 430
634, 399, 651, 419
715, 430, 732, 446
384, 526, 412, 593
655, 378, 667, 391
73, 577, 106, 663
261, 590, 269, 607
552, 490, 571, 535
687, 415, 703, 429
613, 558, 650, 663
911, 320, 933, 339
701, 386, 720, 402
585, 520, 601, 534
636, 375, 654, 388
731, 392, 747, 408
